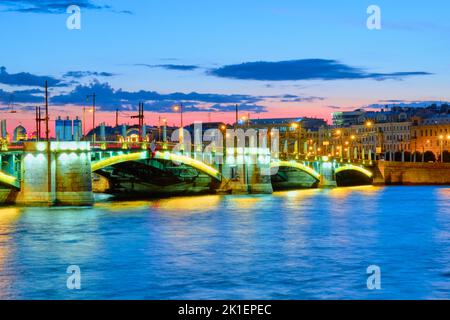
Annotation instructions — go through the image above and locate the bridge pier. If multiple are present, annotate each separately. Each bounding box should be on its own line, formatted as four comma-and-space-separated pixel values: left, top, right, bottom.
318, 162, 337, 188
219, 150, 273, 194
15, 142, 93, 206
219, 163, 249, 194
219, 164, 273, 194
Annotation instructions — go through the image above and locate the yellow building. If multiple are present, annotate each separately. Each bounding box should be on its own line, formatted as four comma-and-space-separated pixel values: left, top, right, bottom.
351, 121, 412, 154
411, 122, 450, 157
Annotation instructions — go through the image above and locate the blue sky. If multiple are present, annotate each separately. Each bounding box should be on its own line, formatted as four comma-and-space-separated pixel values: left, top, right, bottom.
0, 0, 449, 128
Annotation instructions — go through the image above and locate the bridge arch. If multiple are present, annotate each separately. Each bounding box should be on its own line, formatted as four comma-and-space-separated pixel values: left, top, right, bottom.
91, 151, 222, 181
270, 160, 321, 180
0, 170, 19, 189
334, 164, 373, 178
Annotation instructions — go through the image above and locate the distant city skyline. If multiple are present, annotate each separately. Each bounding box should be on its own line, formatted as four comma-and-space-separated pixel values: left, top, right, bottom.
1, 0, 450, 134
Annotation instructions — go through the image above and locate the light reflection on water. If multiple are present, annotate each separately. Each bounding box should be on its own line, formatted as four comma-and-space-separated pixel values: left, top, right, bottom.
0, 186, 449, 299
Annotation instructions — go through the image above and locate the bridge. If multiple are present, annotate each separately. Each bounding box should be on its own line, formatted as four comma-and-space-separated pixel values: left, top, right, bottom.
0, 141, 378, 206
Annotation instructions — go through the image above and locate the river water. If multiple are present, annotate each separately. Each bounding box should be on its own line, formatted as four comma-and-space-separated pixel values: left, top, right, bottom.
0, 186, 449, 299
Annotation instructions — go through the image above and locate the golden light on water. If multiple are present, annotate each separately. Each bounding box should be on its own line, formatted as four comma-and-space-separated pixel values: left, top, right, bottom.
228, 196, 263, 210
273, 188, 320, 200
0, 207, 21, 296
328, 185, 381, 197
95, 200, 152, 212
151, 195, 221, 213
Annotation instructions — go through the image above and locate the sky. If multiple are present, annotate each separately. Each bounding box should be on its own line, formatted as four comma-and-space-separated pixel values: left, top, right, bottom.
0, 0, 450, 135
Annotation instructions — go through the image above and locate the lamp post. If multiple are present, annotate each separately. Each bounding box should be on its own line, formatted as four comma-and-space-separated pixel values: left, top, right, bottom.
86, 93, 96, 142
350, 135, 356, 160
439, 135, 444, 162
334, 129, 342, 160
82, 107, 86, 138
173, 103, 184, 146
291, 122, 300, 159
422, 139, 430, 162
365, 120, 375, 162
344, 140, 350, 161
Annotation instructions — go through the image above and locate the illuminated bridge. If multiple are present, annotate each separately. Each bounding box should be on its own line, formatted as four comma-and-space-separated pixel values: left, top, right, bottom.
0, 141, 377, 206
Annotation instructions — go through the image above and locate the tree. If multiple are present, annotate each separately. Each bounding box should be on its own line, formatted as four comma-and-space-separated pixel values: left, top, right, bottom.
411, 151, 422, 162
403, 151, 411, 162
423, 151, 436, 162
394, 152, 403, 162
442, 150, 450, 163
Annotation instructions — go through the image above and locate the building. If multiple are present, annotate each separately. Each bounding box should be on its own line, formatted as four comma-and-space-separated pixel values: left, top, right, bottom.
55, 116, 64, 140
248, 117, 303, 127
350, 121, 412, 154
63, 117, 73, 141
411, 117, 450, 158
1, 119, 7, 139
73, 117, 82, 141
55, 116, 81, 141
332, 104, 450, 127
85, 124, 177, 143
13, 125, 27, 141
332, 110, 365, 127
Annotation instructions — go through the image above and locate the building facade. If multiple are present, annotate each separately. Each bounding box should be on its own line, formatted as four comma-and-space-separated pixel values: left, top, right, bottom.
411, 120, 450, 157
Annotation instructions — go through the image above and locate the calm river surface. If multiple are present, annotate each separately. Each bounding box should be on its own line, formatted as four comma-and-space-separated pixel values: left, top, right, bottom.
0, 186, 449, 299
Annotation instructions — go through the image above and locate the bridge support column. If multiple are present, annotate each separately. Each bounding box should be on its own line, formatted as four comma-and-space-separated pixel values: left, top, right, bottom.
16, 142, 93, 206
54, 142, 94, 206
219, 156, 273, 195
318, 162, 337, 188
372, 161, 386, 185
247, 162, 273, 194
219, 163, 250, 194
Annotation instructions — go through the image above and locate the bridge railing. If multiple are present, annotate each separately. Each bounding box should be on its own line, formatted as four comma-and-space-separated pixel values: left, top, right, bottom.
90, 141, 378, 165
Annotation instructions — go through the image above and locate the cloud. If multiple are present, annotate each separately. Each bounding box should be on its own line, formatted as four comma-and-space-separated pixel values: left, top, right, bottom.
0, 66, 65, 87
135, 64, 200, 71
199, 103, 267, 113
139, 102, 267, 113
1, 78, 321, 114
63, 71, 116, 78
49, 81, 265, 111
0, 88, 44, 103
364, 100, 450, 109
280, 95, 324, 103
209, 59, 431, 81
0, 0, 129, 14
378, 99, 409, 103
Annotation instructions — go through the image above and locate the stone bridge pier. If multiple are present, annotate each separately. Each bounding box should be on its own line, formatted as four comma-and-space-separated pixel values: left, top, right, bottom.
317, 161, 338, 188
219, 147, 273, 194
15, 142, 94, 206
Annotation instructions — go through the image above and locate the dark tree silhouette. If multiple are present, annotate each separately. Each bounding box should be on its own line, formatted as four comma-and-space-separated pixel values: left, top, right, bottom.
442, 150, 450, 163
424, 151, 436, 162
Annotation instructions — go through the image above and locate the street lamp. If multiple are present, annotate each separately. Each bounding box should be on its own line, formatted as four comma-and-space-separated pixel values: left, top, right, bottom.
365, 120, 376, 161
422, 139, 431, 162
240, 115, 249, 127
439, 135, 444, 162
350, 135, 357, 160
82, 107, 94, 138
173, 104, 183, 127
345, 141, 350, 160
86, 93, 96, 142
173, 104, 184, 144
291, 122, 300, 159
333, 129, 342, 159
